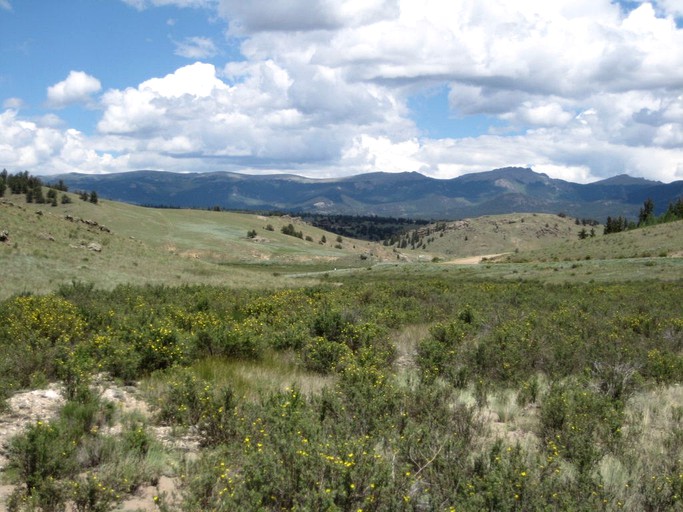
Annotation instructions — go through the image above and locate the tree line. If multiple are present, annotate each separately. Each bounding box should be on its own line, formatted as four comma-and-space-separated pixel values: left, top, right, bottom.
604, 197, 683, 234
299, 213, 429, 241
0, 169, 98, 205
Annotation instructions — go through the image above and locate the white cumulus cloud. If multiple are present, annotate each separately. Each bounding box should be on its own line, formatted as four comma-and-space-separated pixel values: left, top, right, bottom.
218, 0, 399, 34
0, 109, 125, 173
3, 97, 23, 109
95, 59, 409, 173
46, 71, 102, 108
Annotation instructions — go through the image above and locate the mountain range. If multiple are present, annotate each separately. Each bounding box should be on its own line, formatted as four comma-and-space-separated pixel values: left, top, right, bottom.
50, 167, 683, 220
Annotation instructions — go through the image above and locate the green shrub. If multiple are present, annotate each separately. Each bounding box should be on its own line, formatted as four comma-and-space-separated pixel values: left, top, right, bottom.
644, 349, 683, 384
539, 381, 623, 474
281, 223, 303, 238
416, 318, 472, 386
198, 386, 238, 447
129, 322, 189, 373
69, 474, 118, 512
8, 475, 67, 512
8, 421, 74, 496
516, 375, 541, 407
55, 347, 93, 402
311, 308, 349, 341
300, 336, 352, 374
152, 369, 213, 426
0, 295, 86, 387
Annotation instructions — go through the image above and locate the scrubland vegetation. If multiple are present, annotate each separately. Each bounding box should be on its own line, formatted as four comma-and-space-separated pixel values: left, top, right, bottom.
1, 274, 681, 510
1, 175, 682, 510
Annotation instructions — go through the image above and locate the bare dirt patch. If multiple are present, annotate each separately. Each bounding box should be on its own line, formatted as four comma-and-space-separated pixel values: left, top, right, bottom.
0, 378, 189, 512
444, 253, 508, 264
0, 385, 65, 472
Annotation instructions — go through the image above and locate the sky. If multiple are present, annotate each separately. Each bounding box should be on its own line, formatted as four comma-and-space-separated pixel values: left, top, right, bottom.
1, 0, 683, 183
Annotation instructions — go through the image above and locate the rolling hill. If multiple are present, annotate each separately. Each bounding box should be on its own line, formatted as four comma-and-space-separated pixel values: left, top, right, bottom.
0, 190, 392, 300
2, 187, 681, 299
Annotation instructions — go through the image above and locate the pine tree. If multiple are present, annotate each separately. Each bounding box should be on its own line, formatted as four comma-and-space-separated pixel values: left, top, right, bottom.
638, 198, 654, 226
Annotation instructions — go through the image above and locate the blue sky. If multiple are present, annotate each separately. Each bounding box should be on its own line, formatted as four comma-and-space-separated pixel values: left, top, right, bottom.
1, 0, 234, 129
1, 0, 683, 183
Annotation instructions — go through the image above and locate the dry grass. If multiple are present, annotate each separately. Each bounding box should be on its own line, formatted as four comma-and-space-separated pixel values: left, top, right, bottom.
401, 213, 591, 260
0, 192, 382, 299
3, 192, 680, 300
503, 219, 683, 263
190, 352, 334, 399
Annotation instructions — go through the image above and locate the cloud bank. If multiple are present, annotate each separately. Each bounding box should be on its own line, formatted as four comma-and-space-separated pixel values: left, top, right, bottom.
2, 0, 683, 183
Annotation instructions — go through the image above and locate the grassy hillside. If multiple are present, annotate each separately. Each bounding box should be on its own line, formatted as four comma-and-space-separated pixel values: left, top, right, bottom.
0, 191, 388, 299
2, 191, 681, 300
390, 213, 595, 260
501, 218, 683, 263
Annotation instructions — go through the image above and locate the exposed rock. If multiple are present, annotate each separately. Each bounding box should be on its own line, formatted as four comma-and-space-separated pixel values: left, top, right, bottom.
0, 384, 65, 471
87, 242, 102, 252
0, 230, 8, 242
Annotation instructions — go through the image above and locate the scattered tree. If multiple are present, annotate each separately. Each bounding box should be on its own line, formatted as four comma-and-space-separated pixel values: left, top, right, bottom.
281, 223, 303, 239
47, 179, 68, 192
604, 216, 631, 234
638, 198, 655, 226
663, 198, 683, 221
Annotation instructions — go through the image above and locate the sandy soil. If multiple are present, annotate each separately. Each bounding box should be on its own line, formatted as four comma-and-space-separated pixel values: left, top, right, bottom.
0, 379, 186, 512
444, 253, 508, 264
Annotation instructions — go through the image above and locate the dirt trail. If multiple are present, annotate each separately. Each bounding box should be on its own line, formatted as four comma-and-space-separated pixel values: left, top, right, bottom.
444, 253, 508, 264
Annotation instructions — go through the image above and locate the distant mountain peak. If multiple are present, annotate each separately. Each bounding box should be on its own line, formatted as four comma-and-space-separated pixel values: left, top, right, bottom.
595, 174, 660, 186
47, 167, 681, 220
